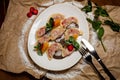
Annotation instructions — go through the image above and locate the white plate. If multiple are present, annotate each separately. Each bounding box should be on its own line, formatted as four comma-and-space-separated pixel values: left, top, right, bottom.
28, 3, 89, 71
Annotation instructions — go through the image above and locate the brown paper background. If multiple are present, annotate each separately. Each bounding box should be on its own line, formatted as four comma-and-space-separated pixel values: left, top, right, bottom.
0, 0, 120, 80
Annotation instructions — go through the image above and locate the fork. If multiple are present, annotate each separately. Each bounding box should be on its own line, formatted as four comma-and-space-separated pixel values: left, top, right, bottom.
79, 47, 105, 80
81, 38, 116, 80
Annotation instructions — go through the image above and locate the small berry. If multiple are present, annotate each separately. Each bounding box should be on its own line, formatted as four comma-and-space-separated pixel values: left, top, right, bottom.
30, 7, 35, 13
32, 9, 38, 15
27, 12, 32, 18
67, 44, 74, 51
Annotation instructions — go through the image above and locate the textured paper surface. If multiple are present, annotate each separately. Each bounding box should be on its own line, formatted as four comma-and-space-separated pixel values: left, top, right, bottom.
0, 0, 120, 79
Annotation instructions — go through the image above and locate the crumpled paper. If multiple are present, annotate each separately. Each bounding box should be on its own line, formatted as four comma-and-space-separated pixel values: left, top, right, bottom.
0, 0, 120, 80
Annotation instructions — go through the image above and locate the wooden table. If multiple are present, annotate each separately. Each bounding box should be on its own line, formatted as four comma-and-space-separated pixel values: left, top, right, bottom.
0, 0, 119, 80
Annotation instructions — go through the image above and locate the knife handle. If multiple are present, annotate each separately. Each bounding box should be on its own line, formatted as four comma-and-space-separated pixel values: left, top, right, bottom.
98, 59, 116, 80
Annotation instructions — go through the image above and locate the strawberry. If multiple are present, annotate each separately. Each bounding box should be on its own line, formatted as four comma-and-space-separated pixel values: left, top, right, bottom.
27, 7, 38, 18
67, 44, 74, 51
27, 12, 33, 18
32, 9, 38, 15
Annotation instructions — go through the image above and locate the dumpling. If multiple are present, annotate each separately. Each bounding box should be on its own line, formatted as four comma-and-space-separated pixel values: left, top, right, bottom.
50, 26, 65, 40
38, 34, 50, 44
62, 17, 78, 28
64, 28, 83, 40
47, 43, 63, 60
36, 27, 46, 39
62, 48, 74, 57
50, 13, 65, 21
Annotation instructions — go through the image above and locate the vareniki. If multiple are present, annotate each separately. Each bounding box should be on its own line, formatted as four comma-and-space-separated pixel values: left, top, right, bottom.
34, 13, 83, 60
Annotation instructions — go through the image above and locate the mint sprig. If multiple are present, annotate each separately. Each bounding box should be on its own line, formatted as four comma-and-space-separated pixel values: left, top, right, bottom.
87, 18, 106, 51
82, 0, 120, 52
34, 43, 43, 56
45, 17, 54, 32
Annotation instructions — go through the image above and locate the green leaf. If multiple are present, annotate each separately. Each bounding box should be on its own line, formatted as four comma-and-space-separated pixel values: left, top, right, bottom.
97, 27, 104, 40
104, 20, 120, 32
92, 21, 102, 31
73, 41, 80, 50
69, 36, 75, 43
94, 6, 109, 17
87, 18, 102, 31
97, 27, 106, 52
37, 49, 42, 56
34, 43, 42, 49
65, 40, 71, 45
49, 17, 54, 26
34, 46, 38, 49
81, 6, 92, 13
34, 43, 43, 56
45, 17, 54, 32
81, 0, 92, 13
46, 23, 52, 32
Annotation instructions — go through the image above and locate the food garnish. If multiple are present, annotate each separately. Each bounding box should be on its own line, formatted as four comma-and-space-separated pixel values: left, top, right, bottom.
65, 36, 80, 51
67, 44, 74, 51
41, 42, 49, 53
45, 17, 54, 32
27, 7, 38, 18
54, 19, 61, 27
34, 43, 43, 56
81, 0, 92, 13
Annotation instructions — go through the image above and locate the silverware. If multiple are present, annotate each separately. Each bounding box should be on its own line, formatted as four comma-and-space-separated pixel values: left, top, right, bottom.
79, 46, 105, 80
81, 38, 116, 80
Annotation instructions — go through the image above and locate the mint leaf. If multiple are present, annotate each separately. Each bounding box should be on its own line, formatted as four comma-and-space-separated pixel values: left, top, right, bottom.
97, 27, 104, 40
72, 41, 80, 50
94, 6, 109, 17
104, 20, 120, 32
87, 18, 102, 31
97, 27, 106, 51
37, 49, 42, 56
92, 21, 102, 31
81, 0, 92, 13
34, 43, 43, 56
46, 17, 54, 32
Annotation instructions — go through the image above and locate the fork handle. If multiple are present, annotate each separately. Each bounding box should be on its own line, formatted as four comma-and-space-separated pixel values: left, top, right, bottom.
98, 59, 116, 80
90, 62, 105, 80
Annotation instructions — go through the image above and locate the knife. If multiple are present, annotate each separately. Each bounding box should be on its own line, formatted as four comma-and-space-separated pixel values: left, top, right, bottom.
81, 38, 116, 80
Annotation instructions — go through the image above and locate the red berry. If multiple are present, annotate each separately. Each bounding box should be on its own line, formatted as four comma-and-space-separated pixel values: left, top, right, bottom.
67, 44, 74, 51
27, 12, 33, 18
32, 9, 38, 15
30, 7, 35, 13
